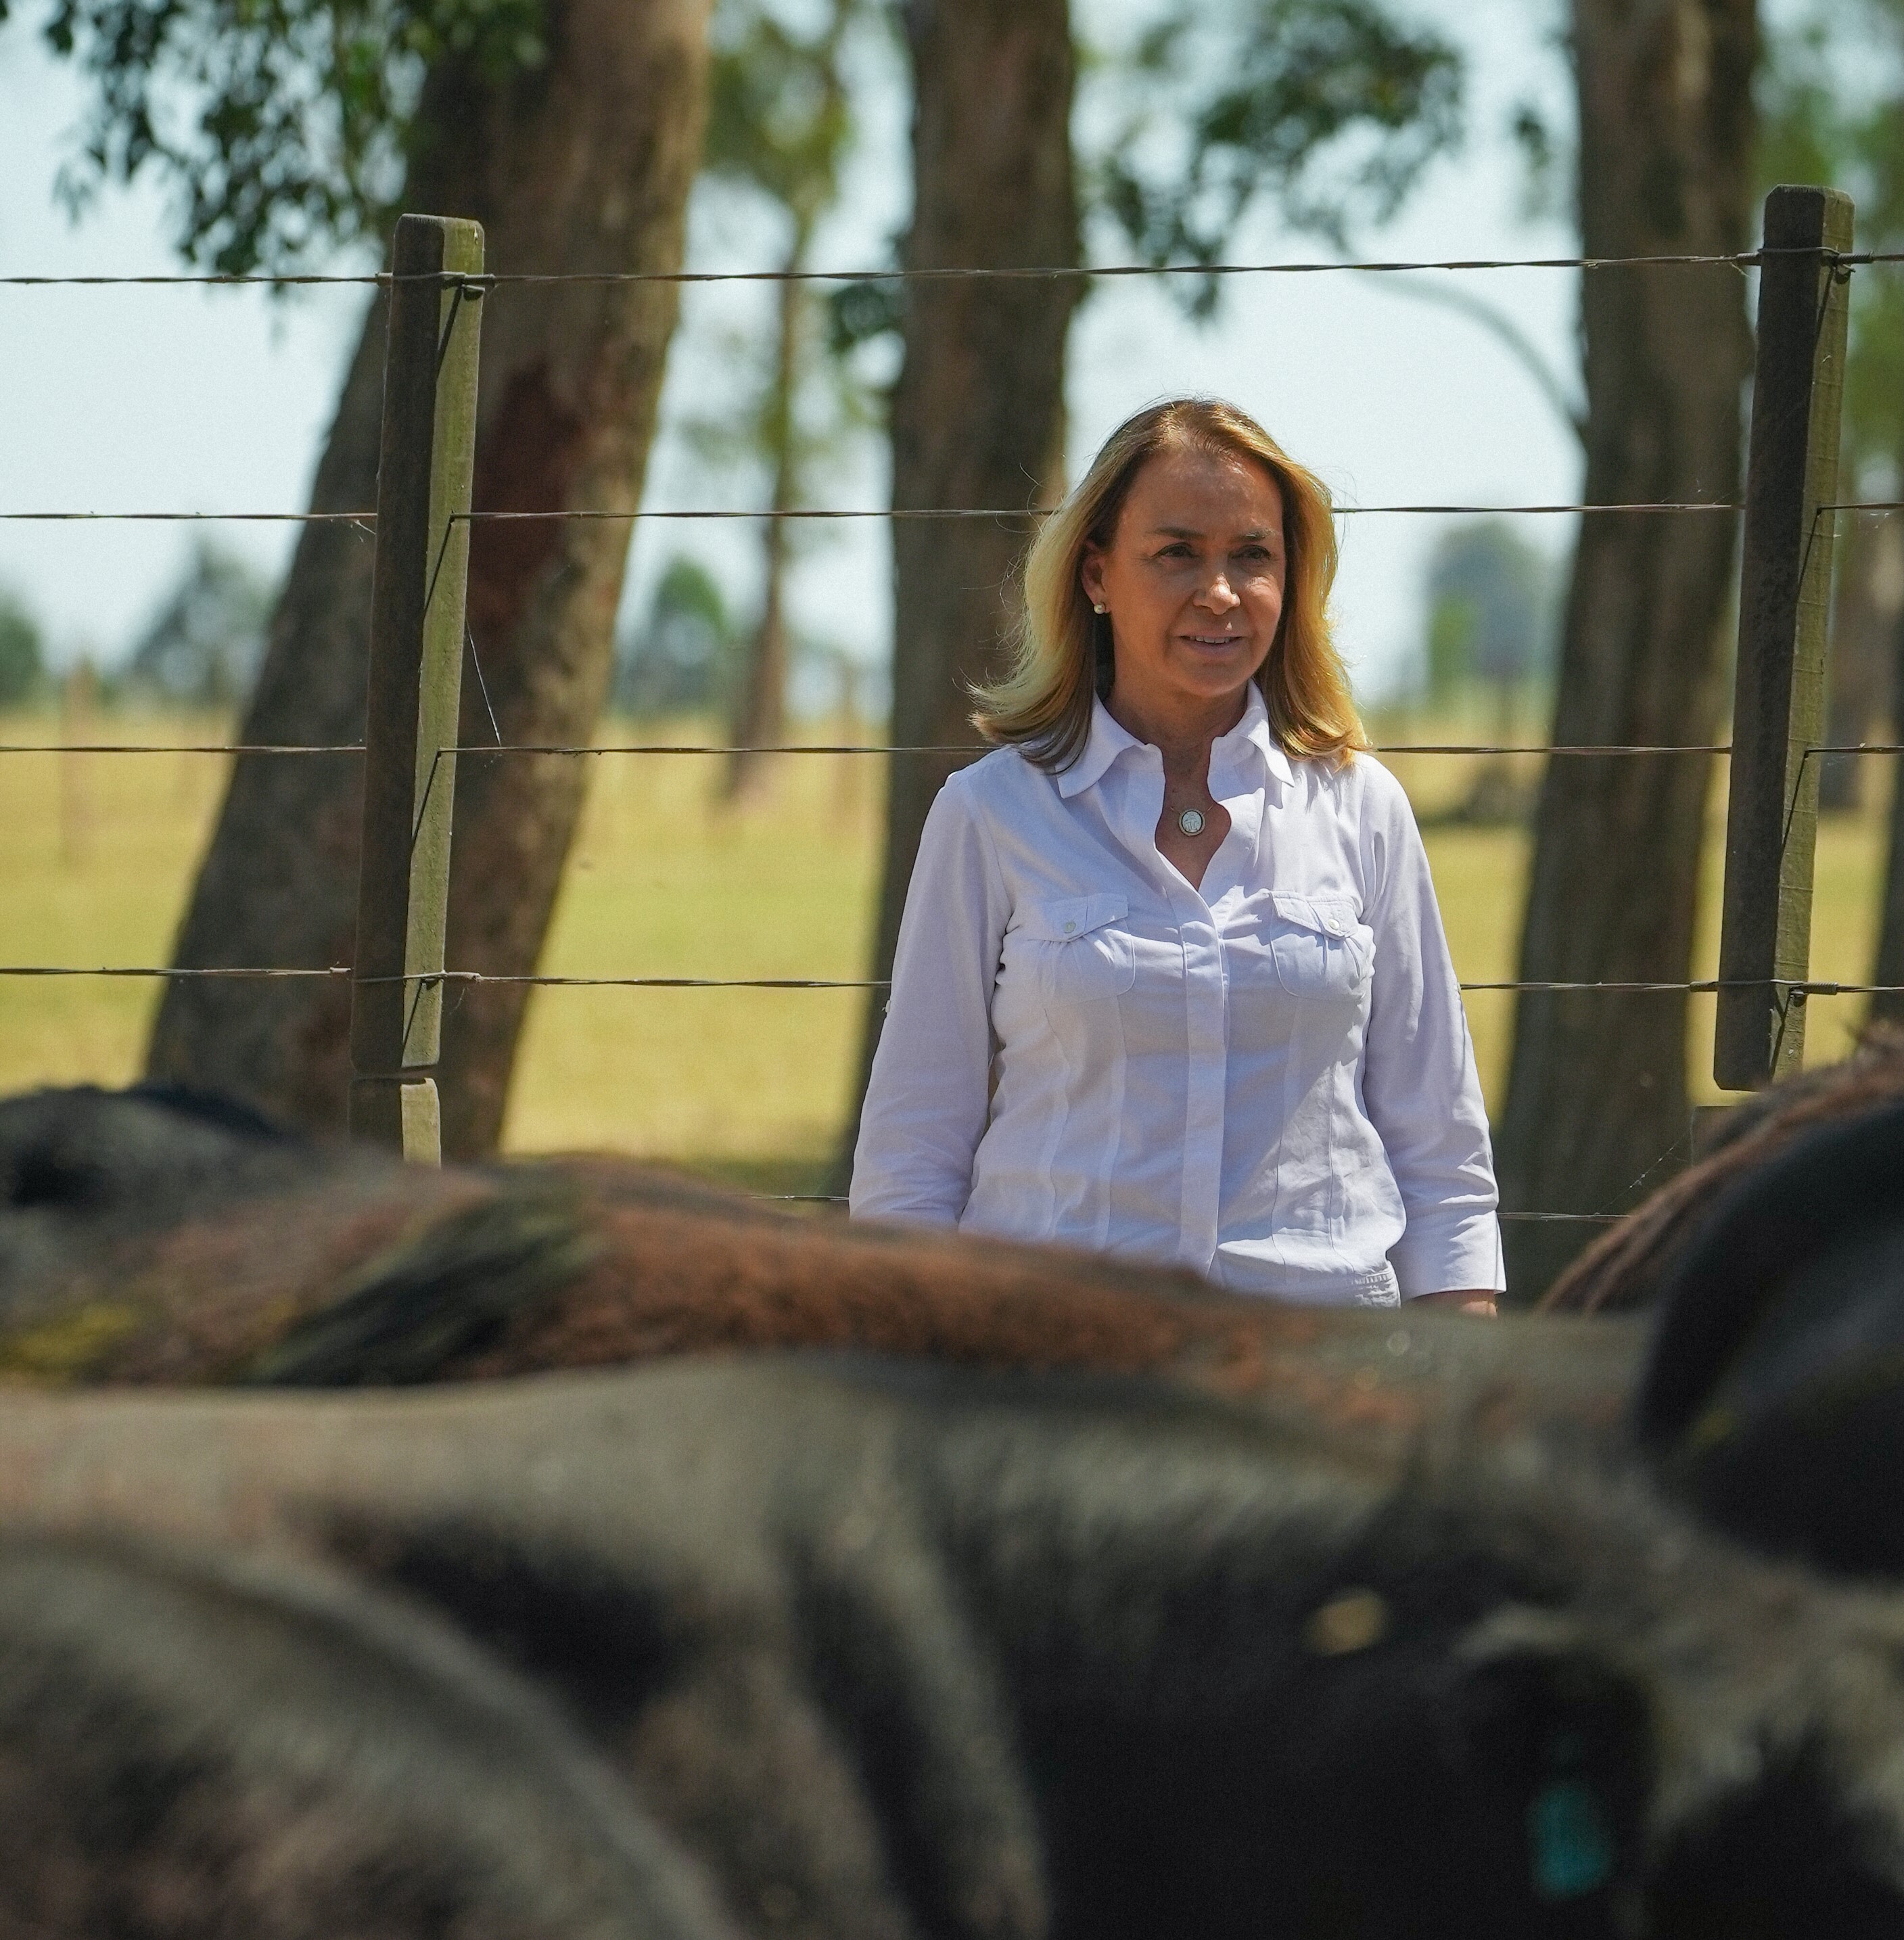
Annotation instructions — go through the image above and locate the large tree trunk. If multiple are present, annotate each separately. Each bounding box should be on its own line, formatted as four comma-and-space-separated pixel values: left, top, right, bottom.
837, 0, 1079, 1177
147, 0, 712, 1155
1497, 0, 1759, 1299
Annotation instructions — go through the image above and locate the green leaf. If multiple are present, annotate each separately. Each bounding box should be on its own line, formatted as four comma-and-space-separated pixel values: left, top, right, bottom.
34, 0, 546, 276
1083, 0, 1464, 311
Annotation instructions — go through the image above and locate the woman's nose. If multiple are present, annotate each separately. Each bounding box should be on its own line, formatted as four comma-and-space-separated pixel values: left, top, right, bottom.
1196, 574, 1240, 611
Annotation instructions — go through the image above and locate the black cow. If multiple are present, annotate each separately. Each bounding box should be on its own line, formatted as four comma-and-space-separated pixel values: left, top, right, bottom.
2, 1081, 1904, 1938
0, 1533, 741, 1940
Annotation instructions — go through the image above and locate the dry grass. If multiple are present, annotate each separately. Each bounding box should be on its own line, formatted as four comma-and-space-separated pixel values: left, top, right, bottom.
0, 706, 1889, 1194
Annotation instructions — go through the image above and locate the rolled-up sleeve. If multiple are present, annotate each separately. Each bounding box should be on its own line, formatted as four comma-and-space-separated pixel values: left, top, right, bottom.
1358, 768, 1506, 1298
850, 775, 1010, 1226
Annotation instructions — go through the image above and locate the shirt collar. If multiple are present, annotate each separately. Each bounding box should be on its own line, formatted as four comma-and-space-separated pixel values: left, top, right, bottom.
1056, 684, 1293, 798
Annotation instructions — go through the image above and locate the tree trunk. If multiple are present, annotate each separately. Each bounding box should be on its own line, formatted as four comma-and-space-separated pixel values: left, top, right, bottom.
724, 237, 808, 803
147, 0, 712, 1156
1497, 0, 1759, 1299
837, 0, 1079, 1178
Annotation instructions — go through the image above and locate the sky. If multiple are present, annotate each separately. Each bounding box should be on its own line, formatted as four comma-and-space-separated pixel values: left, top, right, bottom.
0, 0, 1805, 707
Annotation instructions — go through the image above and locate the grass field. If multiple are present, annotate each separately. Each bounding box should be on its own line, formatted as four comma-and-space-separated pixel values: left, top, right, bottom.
1, 706, 1890, 1194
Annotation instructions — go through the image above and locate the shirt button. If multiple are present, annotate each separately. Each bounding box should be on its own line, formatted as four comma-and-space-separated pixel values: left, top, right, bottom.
1063, 921, 1076, 934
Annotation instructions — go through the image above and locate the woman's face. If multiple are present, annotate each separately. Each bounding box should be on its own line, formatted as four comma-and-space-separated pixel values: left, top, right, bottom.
1081, 444, 1286, 723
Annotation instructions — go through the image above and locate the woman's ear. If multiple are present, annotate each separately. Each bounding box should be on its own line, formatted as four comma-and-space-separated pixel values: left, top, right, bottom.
1080, 550, 1108, 611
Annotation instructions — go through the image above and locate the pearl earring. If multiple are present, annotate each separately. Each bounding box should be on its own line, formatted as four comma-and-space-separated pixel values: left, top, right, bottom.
1093, 603, 1108, 615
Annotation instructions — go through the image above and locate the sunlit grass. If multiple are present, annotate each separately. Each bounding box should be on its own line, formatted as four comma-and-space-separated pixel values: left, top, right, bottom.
0, 704, 1890, 1192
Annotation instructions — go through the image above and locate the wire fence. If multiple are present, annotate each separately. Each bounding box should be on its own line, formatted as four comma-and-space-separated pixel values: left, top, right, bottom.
1, 235, 1889, 1230
4, 239, 1903, 287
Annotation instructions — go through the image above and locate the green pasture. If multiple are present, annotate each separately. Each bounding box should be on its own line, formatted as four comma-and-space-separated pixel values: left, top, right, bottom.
0, 706, 1890, 1195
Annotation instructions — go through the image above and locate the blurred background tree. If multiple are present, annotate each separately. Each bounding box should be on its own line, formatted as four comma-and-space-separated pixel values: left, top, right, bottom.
696, 0, 867, 801
122, 542, 273, 709
1421, 517, 1557, 726
1417, 517, 1558, 827
0, 590, 48, 710
614, 555, 740, 718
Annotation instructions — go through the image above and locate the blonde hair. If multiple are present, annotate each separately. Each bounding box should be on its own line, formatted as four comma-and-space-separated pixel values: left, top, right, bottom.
971, 397, 1365, 772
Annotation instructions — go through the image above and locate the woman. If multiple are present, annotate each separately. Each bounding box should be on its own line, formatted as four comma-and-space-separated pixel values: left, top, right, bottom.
852, 398, 1502, 1313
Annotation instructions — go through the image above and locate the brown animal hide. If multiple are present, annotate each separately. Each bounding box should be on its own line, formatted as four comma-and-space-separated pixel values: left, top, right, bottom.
0, 1086, 1591, 1441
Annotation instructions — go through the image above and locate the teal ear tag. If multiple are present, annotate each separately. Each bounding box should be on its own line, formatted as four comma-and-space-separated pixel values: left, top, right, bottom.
1528, 1778, 1615, 1901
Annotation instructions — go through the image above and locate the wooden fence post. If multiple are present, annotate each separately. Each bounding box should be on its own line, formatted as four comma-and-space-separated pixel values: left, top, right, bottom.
348, 214, 486, 1159
1713, 185, 1854, 1090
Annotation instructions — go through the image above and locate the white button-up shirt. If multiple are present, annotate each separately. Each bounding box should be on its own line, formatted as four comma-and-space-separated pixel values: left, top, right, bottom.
850, 687, 1504, 1305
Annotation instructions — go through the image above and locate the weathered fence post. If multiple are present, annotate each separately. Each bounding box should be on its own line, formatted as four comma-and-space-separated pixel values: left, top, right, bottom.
348, 214, 486, 1160
1713, 185, 1854, 1090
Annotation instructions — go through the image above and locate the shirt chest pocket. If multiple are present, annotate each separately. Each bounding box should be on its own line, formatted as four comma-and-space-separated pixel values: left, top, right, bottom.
1017, 894, 1138, 1004
1267, 892, 1374, 1000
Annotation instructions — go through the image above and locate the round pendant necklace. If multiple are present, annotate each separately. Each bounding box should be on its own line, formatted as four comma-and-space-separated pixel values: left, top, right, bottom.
1176, 808, 1206, 837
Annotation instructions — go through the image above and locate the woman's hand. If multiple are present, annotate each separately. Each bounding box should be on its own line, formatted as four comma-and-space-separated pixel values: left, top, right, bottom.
1414, 1289, 1497, 1318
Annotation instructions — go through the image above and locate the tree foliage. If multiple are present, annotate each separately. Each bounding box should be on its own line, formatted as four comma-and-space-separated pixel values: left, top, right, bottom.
1, 0, 544, 273
123, 541, 274, 705
1759, 1, 1904, 475
1092, 0, 1463, 296
824, 0, 1465, 350
692, 0, 870, 494
614, 556, 738, 716
0, 590, 47, 710
1422, 518, 1556, 706
703, 0, 856, 231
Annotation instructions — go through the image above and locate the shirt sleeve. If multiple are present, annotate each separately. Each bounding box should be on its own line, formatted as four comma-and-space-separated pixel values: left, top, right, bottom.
1357, 763, 1506, 1298
850, 772, 1011, 1226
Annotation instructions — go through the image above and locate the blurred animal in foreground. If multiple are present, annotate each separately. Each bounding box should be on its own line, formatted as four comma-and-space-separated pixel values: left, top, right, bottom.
1543, 1024, 1904, 1317
3, 1079, 1904, 1937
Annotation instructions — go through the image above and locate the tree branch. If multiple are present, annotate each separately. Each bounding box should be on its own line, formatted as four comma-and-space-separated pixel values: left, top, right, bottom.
1357, 270, 1587, 450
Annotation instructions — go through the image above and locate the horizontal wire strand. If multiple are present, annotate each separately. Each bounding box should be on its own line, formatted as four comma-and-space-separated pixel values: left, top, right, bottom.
39, 740, 1904, 760
0, 743, 366, 756
669, 1193, 1624, 1220
0, 967, 1894, 996
5, 244, 1903, 289
0, 501, 1757, 523
455, 501, 1744, 522
35, 499, 1904, 526
43, 501, 1904, 532
0, 965, 347, 980
742, 1197, 1623, 1219
0, 510, 373, 523
746, 1201, 1613, 1218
